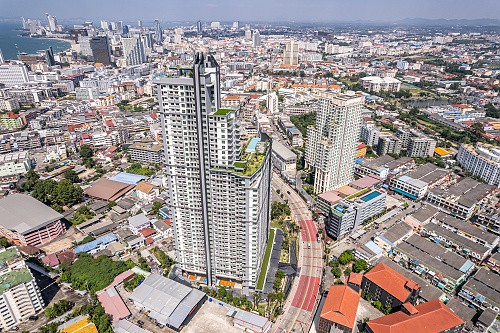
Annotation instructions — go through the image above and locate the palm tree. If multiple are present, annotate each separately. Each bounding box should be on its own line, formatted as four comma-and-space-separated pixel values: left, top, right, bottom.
253, 292, 262, 310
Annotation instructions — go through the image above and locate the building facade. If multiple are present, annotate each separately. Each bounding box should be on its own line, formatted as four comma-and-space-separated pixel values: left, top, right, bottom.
305, 93, 363, 194
122, 37, 146, 66
157, 53, 271, 293
457, 144, 500, 188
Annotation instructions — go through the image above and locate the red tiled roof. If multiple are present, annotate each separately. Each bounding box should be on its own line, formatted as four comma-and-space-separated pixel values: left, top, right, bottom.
139, 227, 156, 238
320, 285, 360, 329
42, 253, 59, 267
363, 263, 420, 302
145, 237, 154, 245
402, 302, 419, 315
348, 272, 363, 286
367, 299, 464, 333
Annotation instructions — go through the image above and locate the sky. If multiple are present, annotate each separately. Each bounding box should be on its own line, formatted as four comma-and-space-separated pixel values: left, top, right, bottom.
0, 0, 499, 23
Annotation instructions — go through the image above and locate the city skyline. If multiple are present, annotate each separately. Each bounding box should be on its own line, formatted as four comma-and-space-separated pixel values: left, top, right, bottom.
1, 0, 500, 22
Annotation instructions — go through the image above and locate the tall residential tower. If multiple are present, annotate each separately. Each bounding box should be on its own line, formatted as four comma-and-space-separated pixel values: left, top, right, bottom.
305, 92, 364, 194
156, 53, 272, 294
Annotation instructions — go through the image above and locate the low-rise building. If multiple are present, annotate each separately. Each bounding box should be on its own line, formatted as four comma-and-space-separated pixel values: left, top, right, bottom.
135, 182, 159, 202
458, 268, 500, 312
271, 141, 296, 180
394, 235, 475, 293
0, 194, 65, 246
366, 299, 464, 333
318, 284, 360, 333
128, 213, 151, 234
0, 151, 34, 177
427, 177, 495, 219
361, 263, 421, 310
128, 142, 163, 165
360, 76, 401, 92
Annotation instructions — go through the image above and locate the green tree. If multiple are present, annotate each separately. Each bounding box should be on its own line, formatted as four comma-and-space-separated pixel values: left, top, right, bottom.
150, 201, 163, 215
338, 250, 355, 265
353, 259, 369, 273
80, 144, 93, 158
331, 266, 342, 278
64, 169, 80, 183
0, 237, 9, 248
23, 170, 40, 192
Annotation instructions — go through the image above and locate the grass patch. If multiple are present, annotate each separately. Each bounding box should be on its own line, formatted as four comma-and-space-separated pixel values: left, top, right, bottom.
256, 229, 275, 290
214, 108, 234, 116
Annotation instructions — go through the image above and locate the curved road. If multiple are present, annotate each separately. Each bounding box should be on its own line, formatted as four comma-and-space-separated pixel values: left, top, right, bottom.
271, 173, 323, 333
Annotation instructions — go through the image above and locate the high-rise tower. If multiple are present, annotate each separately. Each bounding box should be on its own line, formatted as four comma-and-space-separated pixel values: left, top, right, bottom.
122, 37, 146, 66
156, 53, 272, 293
154, 19, 163, 44
305, 92, 364, 194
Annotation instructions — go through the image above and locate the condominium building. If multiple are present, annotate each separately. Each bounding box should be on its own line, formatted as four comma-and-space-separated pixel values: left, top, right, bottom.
361, 123, 380, 147
326, 190, 386, 240
128, 142, 163, 164
0, 64, 30, 87
283, 41, 299, 66
0, 248, 44, 330
406, 137, 436, 158
122, 37, 146, 66
305, 92, 364, 194
457, 144, 500, 188
156, 53, 271, 294
360, 76, 401, 92
376, 134, 402, 156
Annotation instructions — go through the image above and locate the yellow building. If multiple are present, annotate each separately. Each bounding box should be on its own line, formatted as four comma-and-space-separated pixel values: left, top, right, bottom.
59, 317, 98, 333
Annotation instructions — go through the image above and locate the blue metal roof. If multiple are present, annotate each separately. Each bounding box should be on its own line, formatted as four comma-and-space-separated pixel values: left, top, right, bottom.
459, 260, 474, 274
110, 172, 147, 185
364, 240, 383, 255
74, 233, 117, 254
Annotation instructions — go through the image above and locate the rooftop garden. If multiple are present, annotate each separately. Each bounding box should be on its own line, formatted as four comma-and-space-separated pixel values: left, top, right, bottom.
0, 268, 32, 295
213, 108, 234, 116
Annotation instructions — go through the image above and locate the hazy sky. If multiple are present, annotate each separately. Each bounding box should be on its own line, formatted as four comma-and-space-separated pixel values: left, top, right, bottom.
1, 0, 499, 23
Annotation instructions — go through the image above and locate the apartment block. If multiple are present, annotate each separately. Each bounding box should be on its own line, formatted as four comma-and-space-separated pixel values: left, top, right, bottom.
457, 144, 500, 187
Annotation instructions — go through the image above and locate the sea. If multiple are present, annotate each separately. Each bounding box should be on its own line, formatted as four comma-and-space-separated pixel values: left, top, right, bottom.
0, 22, 71, 61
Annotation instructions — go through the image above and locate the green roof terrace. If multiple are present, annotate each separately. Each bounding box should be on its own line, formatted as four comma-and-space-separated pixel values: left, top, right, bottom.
0, 248, 20, 266
0, 268, 33, 295
213, 108, 234, 116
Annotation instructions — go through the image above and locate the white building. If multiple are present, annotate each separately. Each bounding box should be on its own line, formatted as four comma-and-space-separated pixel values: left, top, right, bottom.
0, 152, 33, 177
271, 140, 296, 180
360, 76, 401, 92
0, 248, 44, 330
407, 137, 437, 158
361, 123, 380, 147
252, 30, 261, 48
122, 37, 146, 66
326, 190, 386, 240
305, 92, 364, 194
457, 144, 500, 188
0, 64, 30, 87
283, 41, 299, 66
156, 53, 272, 294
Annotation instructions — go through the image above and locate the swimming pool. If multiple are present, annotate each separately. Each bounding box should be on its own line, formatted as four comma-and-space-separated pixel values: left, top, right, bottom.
245, 137, 261, 153
360, 190, 382, 202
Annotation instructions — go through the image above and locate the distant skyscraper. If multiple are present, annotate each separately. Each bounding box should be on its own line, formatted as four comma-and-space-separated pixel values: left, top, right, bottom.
156, 53, 272, 294
137, 20, 143, 27
100, 20, 108, 30
122, 25, 129, 36
252, 30, 261, 48
45, 13, 57, 32
21, 17, 28, 30
122, 37, 146, 66
283, 41, 299, 65
232, 21, 240, 29
154, 19, 163, 44
210, 21, 221, 29
89, 36, 112, 65
305, 92, 364, 194
245, 29, 252, 40
0, 49, 4, 64
196, 20, 202, 33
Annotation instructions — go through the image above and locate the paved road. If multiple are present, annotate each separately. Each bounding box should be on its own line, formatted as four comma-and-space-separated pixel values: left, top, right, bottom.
271, 173, 323, 333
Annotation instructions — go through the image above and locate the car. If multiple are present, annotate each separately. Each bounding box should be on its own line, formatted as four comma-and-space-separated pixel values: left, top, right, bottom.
28, 315, 38, 321
137, 320, 144, 326
287, 190, 291, 195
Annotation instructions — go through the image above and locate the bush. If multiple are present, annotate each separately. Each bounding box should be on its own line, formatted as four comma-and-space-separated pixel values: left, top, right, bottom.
338, 250, 355, 265
44, 299, 73, 319
353, 259, 368, 273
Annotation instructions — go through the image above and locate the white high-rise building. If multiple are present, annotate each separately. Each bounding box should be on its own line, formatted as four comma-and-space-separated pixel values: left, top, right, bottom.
0, 63, 30, 87
283, 41, 299, 66
245, 29, 252, 40
45, 13, 57, 32
0, 49, 4, 64
0, 248, 44, 330
457, 144, 500, 188
252, 30, 261, 48
305, 92, 364, 194
156, 53, 272, 293
122, 37, 146, 66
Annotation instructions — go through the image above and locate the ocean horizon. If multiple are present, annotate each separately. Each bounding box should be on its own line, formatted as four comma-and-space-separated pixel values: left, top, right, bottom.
0, 22, 71, 61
